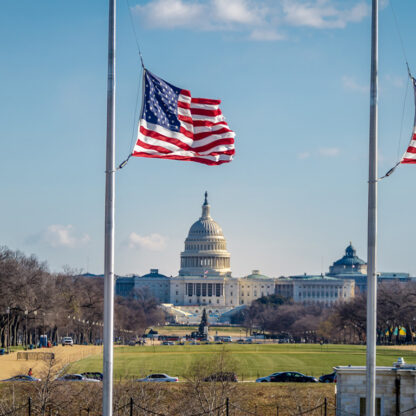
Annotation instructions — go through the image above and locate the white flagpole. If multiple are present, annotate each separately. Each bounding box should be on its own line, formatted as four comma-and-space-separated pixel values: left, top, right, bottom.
366, 0, 378, 415
103, 0, 116, 415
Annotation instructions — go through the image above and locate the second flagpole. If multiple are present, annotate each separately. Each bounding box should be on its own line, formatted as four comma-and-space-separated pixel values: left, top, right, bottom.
366, 0, 378, 415
103, 0, 116, 415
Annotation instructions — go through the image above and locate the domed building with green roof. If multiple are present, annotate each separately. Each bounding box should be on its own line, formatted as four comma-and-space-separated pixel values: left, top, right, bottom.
328, 243, 367, 275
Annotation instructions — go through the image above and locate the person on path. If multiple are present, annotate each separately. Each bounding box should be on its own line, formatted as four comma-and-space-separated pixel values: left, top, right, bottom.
28, 368, 33, 377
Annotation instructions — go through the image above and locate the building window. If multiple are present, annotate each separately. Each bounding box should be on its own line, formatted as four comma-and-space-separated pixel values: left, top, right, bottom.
208, 284, 213, 296
176, 291, 179, 295
189, 299, 192, 303
202, 284, 207, 297
359, 398, 380, 416
215, 284, 221, 296
230, 292, 233, 296
196, 283, 201, 296
217, 299, 219, 304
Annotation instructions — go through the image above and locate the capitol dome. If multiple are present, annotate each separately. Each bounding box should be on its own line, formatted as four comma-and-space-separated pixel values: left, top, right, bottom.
179, 192, 231, 276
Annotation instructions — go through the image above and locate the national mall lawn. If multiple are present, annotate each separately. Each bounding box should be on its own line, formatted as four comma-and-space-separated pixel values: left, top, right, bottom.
68, 343, 416, 381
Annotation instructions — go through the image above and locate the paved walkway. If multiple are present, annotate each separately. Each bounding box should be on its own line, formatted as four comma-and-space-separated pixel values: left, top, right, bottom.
0, 345, 102, 379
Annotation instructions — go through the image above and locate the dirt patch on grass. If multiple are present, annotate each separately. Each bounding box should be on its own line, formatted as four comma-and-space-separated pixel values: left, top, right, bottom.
383, 345, 416, 352
0, 345, 102, 379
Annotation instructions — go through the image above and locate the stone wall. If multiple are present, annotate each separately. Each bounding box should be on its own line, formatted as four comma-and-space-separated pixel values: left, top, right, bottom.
336, 363, 416, 416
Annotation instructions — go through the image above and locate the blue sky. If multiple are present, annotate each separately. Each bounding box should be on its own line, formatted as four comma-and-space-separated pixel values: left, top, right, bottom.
2, 0, 416, 278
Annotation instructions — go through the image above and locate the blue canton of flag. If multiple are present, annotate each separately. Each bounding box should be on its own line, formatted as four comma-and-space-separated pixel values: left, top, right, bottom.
142, 71, 181, 132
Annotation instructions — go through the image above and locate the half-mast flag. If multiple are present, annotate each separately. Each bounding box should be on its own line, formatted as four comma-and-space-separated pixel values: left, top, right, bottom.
401, 76, 416, 164
132, 70, 235, 166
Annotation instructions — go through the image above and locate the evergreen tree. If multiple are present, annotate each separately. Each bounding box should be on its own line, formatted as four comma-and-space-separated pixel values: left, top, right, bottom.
199, 308, 208, 335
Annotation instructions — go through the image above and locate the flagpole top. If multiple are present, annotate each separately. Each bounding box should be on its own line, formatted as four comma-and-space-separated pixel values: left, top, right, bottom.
204, 191, 208, 205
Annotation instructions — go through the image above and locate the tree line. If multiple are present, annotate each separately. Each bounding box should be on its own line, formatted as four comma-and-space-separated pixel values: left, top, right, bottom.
232, 282, 416, 345
0, 246, 164, 348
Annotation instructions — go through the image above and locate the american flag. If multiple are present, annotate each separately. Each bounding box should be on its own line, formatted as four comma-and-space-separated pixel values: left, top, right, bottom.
401, 76, 416, 164
132, 70, 235, 166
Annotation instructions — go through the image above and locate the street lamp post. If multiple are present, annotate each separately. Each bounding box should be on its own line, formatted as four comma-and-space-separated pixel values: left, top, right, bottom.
6, 307, 10, 353
24, 310, 28, 349
33, 311, 37, 347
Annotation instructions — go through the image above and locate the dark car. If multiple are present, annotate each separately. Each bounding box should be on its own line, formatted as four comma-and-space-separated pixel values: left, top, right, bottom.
81, 372, 103, 381
319, 372, 336, 383
268, 372, 318, 383
203, 372, 238, 382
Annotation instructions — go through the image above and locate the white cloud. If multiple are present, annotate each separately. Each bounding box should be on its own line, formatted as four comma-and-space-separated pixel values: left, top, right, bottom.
133, 0, 367, 40
128, 232, 167, 251
134, 0, 206, 29
212, 0, 264, 25
28, 225, 90, 248
319, 147, 340, 157
342, 75, 368, 93
297, 151, 311, 159
282, 0, 368, 29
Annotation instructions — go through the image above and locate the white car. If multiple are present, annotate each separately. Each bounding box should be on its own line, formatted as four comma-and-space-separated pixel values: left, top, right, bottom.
136, 373, 178, 382
61, 337, 73, 346
56, 374, 100, 382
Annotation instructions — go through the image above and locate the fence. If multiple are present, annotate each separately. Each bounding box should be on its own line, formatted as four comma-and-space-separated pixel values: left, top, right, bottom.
0, 396, 333, 416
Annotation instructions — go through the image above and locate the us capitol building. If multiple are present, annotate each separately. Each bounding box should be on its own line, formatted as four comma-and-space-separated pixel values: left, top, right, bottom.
115, 193, 406, 323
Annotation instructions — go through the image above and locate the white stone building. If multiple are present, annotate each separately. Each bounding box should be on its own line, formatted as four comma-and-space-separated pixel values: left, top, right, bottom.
127, 193, 356, 322
290, 275, 355, 306
336, 358, 416, 415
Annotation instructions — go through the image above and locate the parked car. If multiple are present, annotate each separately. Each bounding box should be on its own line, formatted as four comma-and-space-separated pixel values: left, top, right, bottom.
256, 372, 281, 382
162, 341, 175, 345
203, 372, 238, 382
136, 374, 178, 382
56, 374, 100, 382
2, 375, 40, 382
256, 372, 318, 383
319, 372, 336, 383
81, 372, 103, 381
61, 337, 73, 346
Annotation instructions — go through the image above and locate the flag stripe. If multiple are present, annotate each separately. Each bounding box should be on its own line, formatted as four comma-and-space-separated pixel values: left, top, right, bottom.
131, 152, 232, 166
191, 97, 221, 105
138, 125, 235, 152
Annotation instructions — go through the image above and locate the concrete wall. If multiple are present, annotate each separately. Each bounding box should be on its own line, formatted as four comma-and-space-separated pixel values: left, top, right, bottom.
336, 365, 416, 416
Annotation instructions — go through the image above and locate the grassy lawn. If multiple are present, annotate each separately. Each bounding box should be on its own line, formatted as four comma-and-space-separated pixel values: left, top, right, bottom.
68, 343, 416, 381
